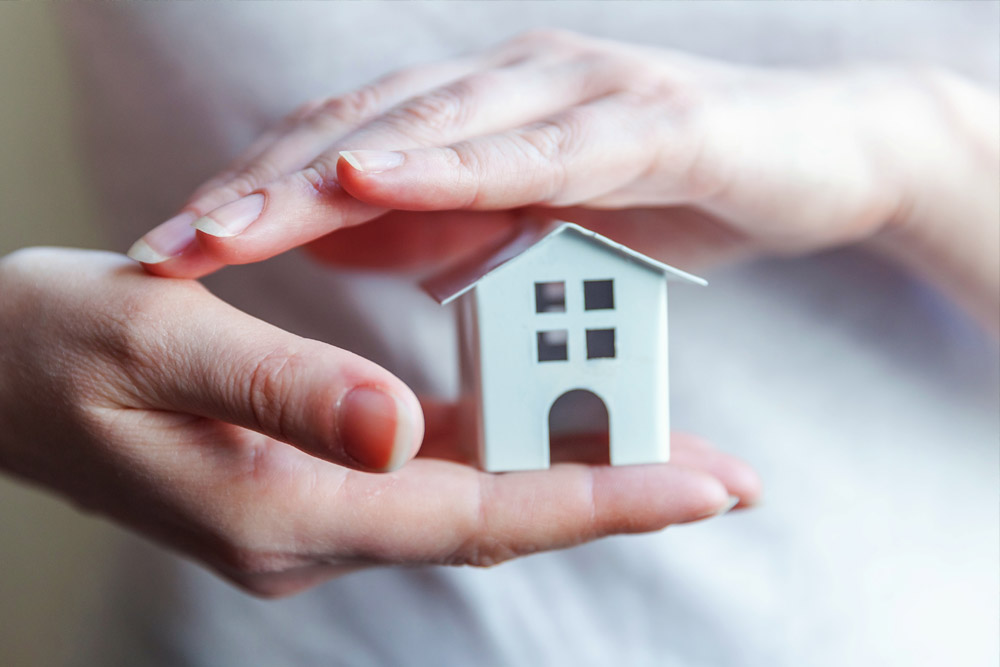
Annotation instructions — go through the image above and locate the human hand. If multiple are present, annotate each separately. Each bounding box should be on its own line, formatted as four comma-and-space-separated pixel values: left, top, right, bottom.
0, 247, 759, 597
126, 29, 954, 279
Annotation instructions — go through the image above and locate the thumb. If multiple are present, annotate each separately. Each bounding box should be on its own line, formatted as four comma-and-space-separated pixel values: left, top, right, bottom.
137, 291, 424, 473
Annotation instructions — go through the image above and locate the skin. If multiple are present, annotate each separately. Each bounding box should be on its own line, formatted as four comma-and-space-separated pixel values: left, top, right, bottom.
133, 32, 998, 330
3, 30, 996, 598
0, 247, 757, 597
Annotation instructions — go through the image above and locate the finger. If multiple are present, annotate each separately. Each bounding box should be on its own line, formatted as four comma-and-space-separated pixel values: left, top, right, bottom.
171, 63, 617, 271
124, 33, 607, 276
189, 57, 498, 214
125, 166, 388, 279
309, 453, 734, 567
126, 58, 491, 277
238, 458, 732, 593
335, 91, 705, 211
667, 434, 762, 508
153, 423, 751, 594
181, 104, 320, 205
416, 409, 760, 511
124, 210, 227, 278
119, 280, 424, 472
325, 57, 622, 160
217, 30, 583, 192
206, 451, 742, 596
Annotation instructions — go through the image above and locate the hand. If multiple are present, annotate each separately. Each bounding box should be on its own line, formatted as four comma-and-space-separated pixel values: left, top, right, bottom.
125, 30, 917, 275
127, 31, 999, 331
0, 247, 760, 597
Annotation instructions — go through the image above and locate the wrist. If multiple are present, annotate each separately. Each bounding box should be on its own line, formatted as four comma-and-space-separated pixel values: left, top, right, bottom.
859, 67, 1000, 332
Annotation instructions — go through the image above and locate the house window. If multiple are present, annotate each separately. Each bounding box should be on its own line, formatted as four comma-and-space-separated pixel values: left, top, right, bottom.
586, 328, 616, 359
584, 279, 614, 310
537, 329, 569, 362
535, 281, 566, 313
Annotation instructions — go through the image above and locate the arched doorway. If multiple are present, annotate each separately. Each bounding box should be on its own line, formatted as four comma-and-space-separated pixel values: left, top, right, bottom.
548, 389, 610, 464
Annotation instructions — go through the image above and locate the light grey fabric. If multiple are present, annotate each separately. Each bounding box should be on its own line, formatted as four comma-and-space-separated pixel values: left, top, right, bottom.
59, 2, 999, 665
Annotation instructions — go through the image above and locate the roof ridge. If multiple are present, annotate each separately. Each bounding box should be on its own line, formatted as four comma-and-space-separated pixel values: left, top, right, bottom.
421, 220, 706, 305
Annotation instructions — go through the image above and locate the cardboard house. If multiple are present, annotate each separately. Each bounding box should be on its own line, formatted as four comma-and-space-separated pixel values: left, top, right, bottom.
423, 221, 706, 472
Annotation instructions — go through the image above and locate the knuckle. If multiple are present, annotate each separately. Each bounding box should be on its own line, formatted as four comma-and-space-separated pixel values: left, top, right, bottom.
441, 143, 484, 207
442, 479, 520, 568
443, 142, 476, 171
229, 161, 281, 196
297, 162, 335, 197
199, 162, 281, 210
243, 345, 303, 440
514, 120, 575, 202
191, 181, 252, 213
202, 491, 323, 599
454, 70, 507, 102
632, 74, 707, 117
448, 536, 519, 569
87, 281, 211, 405
106, 282, 206, 369
384, 84, 471, 137
230, 576, 290, 600
519, 117, 572, 162
186, 174, 234, 205
317, 84, 384, 124
287, 98, 325, 122
212, 543, 298, 597
214, 542, 278, 578
110, 283, 189, 354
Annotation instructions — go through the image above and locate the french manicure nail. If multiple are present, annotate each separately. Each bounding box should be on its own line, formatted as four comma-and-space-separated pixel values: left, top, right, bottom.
192, 193, 266, 238
126, 211, 198, 264
338, 386, 415, 471
339, 150, 405, 173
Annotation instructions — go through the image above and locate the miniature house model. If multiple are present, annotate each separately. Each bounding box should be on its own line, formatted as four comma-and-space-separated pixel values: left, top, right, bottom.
423, 222, 706, 472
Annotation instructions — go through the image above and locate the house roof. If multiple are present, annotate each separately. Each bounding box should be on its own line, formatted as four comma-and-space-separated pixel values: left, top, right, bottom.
422, 221, 707, 305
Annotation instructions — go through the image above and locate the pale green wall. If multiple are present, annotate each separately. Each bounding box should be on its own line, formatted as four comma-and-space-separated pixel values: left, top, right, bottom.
0, 6, 116, 667
0, 4, 102, 254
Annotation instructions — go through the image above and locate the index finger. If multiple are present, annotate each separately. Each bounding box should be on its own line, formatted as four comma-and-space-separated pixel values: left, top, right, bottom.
125, 55, 501, 279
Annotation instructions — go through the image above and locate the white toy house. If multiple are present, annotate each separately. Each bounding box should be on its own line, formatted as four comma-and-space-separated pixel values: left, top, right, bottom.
424, 222, 706, 472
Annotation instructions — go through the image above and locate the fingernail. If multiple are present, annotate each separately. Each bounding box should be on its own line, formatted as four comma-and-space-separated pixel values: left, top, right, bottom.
192, 193, 266, 237
716, 495, 741, 516
126, 211, 198, 264
339, 150, 405, 173
338, 386, 415, 471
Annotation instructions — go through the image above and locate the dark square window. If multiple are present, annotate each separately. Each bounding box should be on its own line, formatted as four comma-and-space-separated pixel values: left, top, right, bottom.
535, 281, 566, 313
584, 279, 614, 310
586, 328, 616, 359
537, 329, 568, 362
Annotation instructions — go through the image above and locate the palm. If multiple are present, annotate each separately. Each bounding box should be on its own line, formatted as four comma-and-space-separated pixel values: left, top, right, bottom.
152, 413, 756, 596
303, 206, 751, 275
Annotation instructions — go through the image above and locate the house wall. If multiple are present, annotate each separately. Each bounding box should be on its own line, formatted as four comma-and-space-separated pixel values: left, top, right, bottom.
470, 232, 670, 471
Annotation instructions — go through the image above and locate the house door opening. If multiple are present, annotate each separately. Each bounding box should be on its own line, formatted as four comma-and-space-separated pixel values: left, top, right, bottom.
548, 389, 610, 464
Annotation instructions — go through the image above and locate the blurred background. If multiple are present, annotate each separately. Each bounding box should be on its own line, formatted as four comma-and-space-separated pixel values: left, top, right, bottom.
0, 5, 117, 666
